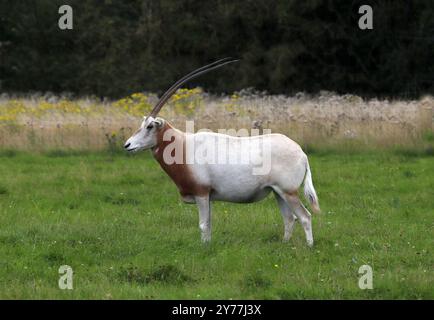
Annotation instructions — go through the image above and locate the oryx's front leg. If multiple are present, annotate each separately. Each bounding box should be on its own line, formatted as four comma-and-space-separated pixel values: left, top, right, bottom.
195, 195, 211, 242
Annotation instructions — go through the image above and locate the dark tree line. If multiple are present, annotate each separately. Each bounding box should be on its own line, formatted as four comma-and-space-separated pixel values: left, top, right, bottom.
1, 0, 433, 98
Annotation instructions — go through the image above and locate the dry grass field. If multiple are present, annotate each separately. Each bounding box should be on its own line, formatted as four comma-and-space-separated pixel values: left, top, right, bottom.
1, 90, 433, 152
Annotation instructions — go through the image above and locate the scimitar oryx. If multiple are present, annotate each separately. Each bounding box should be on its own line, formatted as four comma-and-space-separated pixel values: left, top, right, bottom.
125, 58, 320, 246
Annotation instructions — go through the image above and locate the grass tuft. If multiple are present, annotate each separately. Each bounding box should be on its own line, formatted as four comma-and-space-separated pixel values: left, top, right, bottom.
242, 272, 272, 290
0, 186, 8, 195
117, 264, 193, 285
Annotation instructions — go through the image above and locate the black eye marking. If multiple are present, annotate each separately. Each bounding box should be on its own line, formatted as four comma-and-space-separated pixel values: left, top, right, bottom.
146, 124, 154, 130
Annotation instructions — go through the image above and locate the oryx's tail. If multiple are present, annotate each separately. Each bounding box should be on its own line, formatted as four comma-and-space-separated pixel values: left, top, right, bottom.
303, 159, 320, 213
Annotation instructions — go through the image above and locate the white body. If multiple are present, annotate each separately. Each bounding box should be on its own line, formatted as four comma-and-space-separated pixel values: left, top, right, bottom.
125, 117, 320, 246
186, 132, 307, 203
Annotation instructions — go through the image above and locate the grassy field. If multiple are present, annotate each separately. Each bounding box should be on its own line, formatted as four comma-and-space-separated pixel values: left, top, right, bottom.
0, 149, 432, 299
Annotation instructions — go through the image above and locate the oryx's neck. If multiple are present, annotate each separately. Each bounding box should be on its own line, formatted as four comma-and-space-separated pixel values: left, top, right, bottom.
151, 121, 185, 156
152, 121, 209, 197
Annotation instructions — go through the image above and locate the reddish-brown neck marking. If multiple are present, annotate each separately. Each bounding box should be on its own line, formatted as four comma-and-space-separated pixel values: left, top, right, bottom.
152, 121, 209, 197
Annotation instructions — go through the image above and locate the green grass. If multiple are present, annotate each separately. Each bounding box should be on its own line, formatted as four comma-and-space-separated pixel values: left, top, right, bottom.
0, 150, 432, 299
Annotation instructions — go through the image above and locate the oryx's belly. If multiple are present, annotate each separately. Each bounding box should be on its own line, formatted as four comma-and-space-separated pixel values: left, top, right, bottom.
210, 185, 272, 203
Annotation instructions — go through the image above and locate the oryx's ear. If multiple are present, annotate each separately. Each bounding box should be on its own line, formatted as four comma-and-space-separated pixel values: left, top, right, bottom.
154, 117, 165, 128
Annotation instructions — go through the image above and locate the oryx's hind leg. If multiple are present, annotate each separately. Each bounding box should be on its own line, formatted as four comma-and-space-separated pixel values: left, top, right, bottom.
274, 192, 296, 241
285, 193, 314, 247
195, 195, 211, 243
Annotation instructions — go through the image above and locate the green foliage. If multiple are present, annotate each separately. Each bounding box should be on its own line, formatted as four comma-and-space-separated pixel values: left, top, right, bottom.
1, 1, 433, 98
0, 151, 432, 299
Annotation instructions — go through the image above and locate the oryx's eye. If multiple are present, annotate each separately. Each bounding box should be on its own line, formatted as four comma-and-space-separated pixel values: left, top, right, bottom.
146, 124, 154, 130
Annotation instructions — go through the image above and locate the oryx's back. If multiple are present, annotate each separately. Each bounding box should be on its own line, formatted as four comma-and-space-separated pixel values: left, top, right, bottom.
186, 132, 308, 203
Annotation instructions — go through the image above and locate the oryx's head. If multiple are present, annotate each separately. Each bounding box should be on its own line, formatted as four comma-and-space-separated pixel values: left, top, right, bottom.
124, 116, 165, 152
124, 57, 239, 153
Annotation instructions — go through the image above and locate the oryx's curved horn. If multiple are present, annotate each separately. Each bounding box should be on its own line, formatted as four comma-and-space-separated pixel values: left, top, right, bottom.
148, 57, 239, 118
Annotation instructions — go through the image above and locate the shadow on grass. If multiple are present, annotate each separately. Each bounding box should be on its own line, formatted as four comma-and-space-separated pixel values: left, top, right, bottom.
42, 252, 67, 266
393, 146, 434, 158
241, 272, 272, 291
0, 185, 8, 195
0, 149, 18, 157
117, 264, 194, 285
